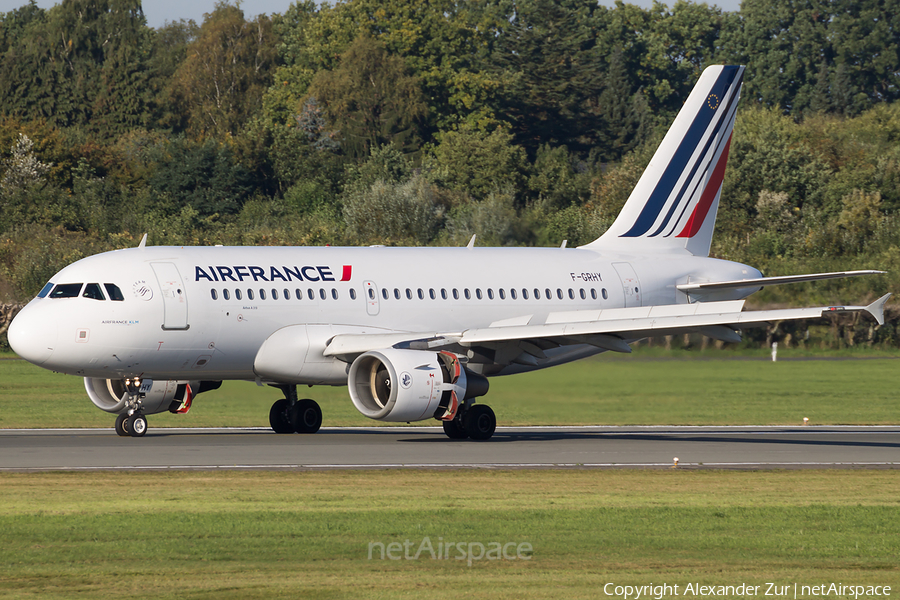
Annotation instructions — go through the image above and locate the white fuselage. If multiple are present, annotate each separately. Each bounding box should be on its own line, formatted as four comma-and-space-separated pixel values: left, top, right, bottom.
10, 245, 760, 382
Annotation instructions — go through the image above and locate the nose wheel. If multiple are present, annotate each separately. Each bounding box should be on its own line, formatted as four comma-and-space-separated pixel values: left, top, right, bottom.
115, 412, 148, 437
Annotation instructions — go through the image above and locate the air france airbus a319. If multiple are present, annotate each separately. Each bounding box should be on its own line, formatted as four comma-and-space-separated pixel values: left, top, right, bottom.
8, 65, 889, 440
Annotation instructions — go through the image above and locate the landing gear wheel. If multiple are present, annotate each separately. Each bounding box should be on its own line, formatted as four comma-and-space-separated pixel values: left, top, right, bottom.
463, 404, 496, 440
115, 413, 130, 437
269, 399, 294, 434
442, 417, 469, 440
128, 414, 147, 437
289, 399, 322, 434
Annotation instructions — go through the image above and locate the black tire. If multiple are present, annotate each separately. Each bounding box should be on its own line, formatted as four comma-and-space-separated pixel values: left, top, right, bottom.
115, 413, 129, 437
128, 414, 147, 437
463, 404, 496, 440
269, 399, 294, 434
442, 418, 469, 439
290, 399, 322, 434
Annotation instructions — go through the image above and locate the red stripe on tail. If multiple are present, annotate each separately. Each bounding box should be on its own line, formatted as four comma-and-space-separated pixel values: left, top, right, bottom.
676, 133, 733, 238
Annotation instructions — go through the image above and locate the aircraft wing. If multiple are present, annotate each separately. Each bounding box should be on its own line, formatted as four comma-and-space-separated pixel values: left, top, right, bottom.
324, 294, 891, 363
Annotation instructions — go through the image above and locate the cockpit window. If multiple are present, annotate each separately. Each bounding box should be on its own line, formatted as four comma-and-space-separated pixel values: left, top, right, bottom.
83, 283, 106, 300
104, 283, 125, 301
37, 283, 54, 298
49, 283, 83, 298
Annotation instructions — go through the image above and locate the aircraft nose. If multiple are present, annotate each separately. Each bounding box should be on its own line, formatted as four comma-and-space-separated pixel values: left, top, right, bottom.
7, 304, 57, 365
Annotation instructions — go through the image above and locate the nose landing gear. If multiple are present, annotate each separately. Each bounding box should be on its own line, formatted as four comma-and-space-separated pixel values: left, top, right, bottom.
114, 378, 149, 438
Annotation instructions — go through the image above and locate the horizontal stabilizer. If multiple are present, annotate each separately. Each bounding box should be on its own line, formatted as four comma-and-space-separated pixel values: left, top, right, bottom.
676, 270, 885, 293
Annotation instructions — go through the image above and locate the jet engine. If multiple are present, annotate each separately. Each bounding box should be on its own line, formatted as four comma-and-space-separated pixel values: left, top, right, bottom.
348, 348, 488, 422
84, 378, 220, 415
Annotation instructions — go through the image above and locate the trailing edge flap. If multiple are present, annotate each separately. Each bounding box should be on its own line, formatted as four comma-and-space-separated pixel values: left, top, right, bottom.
677, 270, 885, 293
324, 296, 890, 359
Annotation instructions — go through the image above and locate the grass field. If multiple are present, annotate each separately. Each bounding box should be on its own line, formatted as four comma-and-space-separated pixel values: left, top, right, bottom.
1, 470, 899, 599
2, 348, 900, 429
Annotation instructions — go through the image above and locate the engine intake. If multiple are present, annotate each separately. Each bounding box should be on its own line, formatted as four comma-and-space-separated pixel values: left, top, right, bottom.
84, 378, 219, 415
348, 348, 488, 422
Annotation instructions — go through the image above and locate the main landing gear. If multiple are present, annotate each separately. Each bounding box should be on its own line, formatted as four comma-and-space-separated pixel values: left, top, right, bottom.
441, 404, 496, 441
269, 384, 322, 434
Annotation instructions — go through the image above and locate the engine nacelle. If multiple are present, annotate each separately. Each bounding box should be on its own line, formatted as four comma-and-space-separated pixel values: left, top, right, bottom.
84, 378, 217, 415
348, 348, 488, 422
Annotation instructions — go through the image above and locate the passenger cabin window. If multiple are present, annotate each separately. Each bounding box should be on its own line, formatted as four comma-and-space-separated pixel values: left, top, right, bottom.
223, 289, 231, 300
453, 289, 459, 300
499, 289, 505, 300
476, 288, 483, 300
534, 288, 541, 300
332, 289, 338, 300
272, 289, 279, 300
381, 288, 388, 300
49, 283, 82, 298
350, 289, 357, 300
83, 283, 105, 301
511, 289, 517, 300
284, 289, 291, 300
248, 289, 255, 300
602, 288, 609, 300
591, 289, 598, 300
259, 289, 266, 300
394, 288, 401, 300
441, 289, 448, 300
296, 288, 303, 299
211, 289, 218, 300
319, 288, 326, 300
235, 289, 242, 300
522, 288, 529, 300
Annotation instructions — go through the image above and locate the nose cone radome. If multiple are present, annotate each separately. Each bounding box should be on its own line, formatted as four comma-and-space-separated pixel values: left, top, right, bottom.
8, 305, 57, 366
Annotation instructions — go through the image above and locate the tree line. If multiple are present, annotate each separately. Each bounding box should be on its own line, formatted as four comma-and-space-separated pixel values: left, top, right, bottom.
0, 0, 899, 348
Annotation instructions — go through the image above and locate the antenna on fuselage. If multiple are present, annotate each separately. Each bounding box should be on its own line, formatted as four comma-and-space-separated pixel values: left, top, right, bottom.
560, 240, 567, 248
138, 233, 148, 249
466, 234, 476, 249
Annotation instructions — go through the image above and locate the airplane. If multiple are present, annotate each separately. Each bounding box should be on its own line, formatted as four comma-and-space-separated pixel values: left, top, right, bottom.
7, 65, 889, 440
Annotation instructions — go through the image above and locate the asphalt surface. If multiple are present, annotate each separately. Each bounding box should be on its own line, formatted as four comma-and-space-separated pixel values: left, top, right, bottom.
2, 426, 900, 470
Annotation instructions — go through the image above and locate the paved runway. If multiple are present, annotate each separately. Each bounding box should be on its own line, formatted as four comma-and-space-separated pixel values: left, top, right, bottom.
2, 426, 900, 470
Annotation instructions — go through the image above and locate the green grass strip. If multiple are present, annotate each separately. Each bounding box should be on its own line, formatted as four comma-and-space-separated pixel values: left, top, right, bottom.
2, 351, 900, 428
1, 470, 899, 599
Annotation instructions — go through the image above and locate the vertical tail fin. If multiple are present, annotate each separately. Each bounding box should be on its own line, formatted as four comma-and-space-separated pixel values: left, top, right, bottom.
582, 65, 744, 256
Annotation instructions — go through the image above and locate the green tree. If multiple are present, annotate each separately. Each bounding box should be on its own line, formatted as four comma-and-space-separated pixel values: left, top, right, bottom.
0, 0, 156, 136
308, 35, 427, 159
426, 123, 526, 199
169, 2, 279, 137
490, 0, 605, 155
